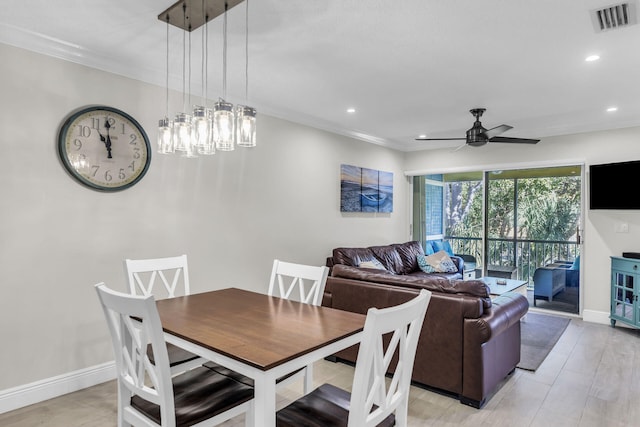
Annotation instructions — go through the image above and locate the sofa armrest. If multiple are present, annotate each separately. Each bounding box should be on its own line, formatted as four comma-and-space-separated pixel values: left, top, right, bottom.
451, 255, 464, 272
462, 292, 528, 406
466, 292, 529, 343
456, 254, 477, 271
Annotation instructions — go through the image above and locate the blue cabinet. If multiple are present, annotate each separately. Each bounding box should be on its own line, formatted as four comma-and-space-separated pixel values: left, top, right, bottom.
610, 256, 640, 328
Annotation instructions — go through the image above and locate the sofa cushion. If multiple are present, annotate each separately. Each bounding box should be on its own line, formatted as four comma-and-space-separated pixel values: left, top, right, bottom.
392, 240, 425, 274
425, 251, 458, 273
369, 244, 405, 274
332, 247, 378, 267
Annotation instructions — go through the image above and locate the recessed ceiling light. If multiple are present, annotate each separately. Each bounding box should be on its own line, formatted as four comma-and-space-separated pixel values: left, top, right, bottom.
346, 108, 356, 113
607, 106, 618, 112
418, 134, 427, 139
585, 55, 600, 62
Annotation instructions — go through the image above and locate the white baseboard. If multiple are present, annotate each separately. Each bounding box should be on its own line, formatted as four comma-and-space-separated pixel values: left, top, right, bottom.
582, 309, 612, 325
583, 308, 640, 329
0, 361, 116, 415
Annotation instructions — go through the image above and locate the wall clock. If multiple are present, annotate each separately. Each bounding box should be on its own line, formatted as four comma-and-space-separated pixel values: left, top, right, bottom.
58, 105, 151, 191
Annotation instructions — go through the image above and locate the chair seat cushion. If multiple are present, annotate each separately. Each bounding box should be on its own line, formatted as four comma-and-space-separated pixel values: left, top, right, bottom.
130, 366, 253, 426
276, 383, 395, 427
147, 342, 199, 367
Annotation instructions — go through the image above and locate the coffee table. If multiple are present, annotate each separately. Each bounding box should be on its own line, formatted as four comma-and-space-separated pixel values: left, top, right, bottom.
480, 276, 528, 297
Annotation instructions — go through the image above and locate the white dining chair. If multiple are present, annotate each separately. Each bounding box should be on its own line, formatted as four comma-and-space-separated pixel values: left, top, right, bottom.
268, 259, 330, 391
95, 283, 254, 427
206, 259, 330, 395
267, 259, 330, 306
124, 254, 205, 375
276, 289, 432, 427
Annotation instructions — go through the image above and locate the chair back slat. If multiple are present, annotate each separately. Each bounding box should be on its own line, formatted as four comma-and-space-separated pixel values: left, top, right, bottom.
349, 289, 431, 427
268, 259, 329, 306
125, 254, 190, 299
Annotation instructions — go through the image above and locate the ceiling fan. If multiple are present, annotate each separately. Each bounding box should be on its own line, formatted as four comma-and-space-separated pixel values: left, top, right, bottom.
415, 108, 540, 147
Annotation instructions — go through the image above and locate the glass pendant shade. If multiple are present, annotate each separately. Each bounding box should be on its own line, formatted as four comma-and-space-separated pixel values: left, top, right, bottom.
235, 105, 257, 147
192, 106, 215, 155
173, 112, 193, 154
157, 117, 174, 153
213, 100, 235, 151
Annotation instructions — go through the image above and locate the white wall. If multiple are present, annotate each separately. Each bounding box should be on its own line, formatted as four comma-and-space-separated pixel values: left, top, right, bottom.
404, 126, 640, 324
0, 43, 408, 392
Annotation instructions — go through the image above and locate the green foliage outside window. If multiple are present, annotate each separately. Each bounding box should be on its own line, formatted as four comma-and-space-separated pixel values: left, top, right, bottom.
445, 174, 580, 243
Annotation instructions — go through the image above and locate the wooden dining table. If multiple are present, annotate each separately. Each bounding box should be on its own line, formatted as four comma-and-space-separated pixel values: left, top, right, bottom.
154, 287, 366, 427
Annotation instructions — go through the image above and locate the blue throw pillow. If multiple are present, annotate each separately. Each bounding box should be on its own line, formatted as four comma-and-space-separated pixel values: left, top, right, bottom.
431, 240, 454, 256
443, 240, 454, 256
417, 255, 436, 273
424, 242, 435, 255
570, 255, 580, 270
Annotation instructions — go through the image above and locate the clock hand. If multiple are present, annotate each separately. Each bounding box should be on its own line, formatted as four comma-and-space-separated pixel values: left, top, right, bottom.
104, 119, 113, 159
96, 129, 106, 144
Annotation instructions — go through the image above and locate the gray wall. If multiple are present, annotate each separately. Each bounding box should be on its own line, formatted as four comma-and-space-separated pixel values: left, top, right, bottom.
0, 43, 408, 390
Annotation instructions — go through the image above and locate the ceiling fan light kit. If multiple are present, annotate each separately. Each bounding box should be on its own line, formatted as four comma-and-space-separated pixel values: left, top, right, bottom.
416, 108, 540, 148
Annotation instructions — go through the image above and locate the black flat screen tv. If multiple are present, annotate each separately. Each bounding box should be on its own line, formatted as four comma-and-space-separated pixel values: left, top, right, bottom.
589, 160, 640, 210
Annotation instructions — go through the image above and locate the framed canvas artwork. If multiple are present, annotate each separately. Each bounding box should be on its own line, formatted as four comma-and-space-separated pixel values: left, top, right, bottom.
340, 164, 393, 212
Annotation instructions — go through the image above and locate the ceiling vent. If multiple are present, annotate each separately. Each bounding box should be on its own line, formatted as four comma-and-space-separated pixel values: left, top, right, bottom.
591, 2, 637, 32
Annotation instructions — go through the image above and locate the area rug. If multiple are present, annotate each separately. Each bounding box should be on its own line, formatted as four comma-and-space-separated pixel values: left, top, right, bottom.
517, 312, 570, 371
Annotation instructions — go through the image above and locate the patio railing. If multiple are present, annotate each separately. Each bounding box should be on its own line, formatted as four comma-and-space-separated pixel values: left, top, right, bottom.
447, 236, 580, 288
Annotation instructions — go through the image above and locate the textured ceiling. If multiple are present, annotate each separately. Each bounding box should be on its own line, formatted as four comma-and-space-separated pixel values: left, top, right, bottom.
1, 0, 639, 151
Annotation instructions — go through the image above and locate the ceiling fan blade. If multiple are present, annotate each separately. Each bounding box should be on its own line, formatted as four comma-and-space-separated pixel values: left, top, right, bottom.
452, 143, 467, 152
415, 137, 466, 141
483, 124, 513, 139
488, 136, 540, 144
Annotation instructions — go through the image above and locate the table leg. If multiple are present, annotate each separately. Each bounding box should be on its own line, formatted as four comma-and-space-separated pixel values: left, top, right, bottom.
304, 364, 314, 394
253, 375, 277, 427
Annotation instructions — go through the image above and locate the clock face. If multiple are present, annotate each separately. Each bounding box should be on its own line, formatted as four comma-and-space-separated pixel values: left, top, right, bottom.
58, 106, 151, 191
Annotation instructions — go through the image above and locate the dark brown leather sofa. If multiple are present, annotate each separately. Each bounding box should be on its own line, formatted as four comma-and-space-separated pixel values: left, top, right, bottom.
322, 241, 529, 408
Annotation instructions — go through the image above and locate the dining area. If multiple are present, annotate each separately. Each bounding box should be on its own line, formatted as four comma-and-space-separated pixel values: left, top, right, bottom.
95, 254, 432, 426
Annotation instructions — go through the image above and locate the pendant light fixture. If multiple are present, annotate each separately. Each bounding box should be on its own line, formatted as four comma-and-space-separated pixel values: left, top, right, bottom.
193, 0, 215, 155
173, 3, 195, 157
213, 1, 235, 151
157, 0, 257, 159
158, 16, 174, 154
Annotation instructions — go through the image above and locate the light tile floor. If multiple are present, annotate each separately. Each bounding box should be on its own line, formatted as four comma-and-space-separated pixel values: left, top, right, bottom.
1, 316, 639, 426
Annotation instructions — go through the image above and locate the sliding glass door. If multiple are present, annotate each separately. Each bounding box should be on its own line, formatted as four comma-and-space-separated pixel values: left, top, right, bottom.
413, 165, 582, 314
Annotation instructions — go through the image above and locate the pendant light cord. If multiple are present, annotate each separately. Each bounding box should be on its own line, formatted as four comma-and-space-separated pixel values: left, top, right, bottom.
202, 0, 207, 105
244, 0, 249, 102
188, 25, 192, 109
222, 1, 228, 100
182, 3, 187, 112
165, 16, 170, 119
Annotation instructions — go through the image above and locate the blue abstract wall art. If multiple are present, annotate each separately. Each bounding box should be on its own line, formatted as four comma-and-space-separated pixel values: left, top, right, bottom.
340, 164, 393, 213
